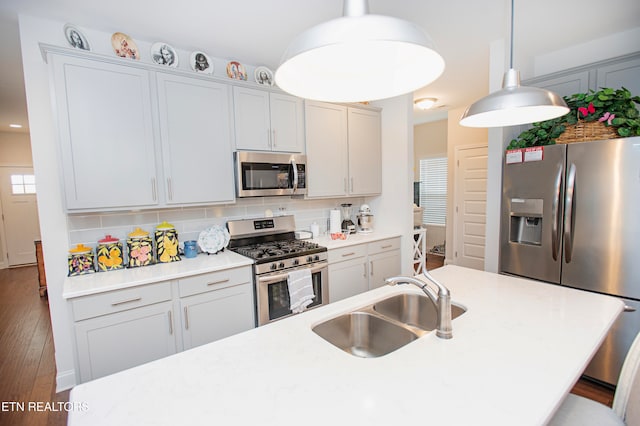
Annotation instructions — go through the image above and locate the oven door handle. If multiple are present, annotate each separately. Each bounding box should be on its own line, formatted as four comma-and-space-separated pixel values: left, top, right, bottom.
291, 159, 299, 193
257, 261, 328, 284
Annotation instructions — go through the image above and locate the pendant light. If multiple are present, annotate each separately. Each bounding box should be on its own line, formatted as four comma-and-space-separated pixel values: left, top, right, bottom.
275, 0, 445, 103
459, 0, 569, 127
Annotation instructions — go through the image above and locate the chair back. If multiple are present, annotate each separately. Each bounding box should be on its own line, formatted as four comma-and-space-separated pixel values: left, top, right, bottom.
613, 331, 640, 425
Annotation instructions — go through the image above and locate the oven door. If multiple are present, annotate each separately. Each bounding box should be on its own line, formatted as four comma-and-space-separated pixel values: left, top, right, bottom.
255, 261, 328, 325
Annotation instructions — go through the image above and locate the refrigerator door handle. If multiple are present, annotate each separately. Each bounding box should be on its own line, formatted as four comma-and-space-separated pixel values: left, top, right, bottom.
564, 163, 577, 263
551, 164, 563, 261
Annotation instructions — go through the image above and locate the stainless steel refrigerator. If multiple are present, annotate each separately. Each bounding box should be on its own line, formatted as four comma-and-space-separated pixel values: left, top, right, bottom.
500, 136, 640, 386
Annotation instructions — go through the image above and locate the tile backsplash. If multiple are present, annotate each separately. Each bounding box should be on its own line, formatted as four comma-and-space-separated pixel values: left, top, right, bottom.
67, 196, 365, 249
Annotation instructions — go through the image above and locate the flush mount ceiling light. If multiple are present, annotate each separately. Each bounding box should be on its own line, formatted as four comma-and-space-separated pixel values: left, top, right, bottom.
414, 97, 438, 110
275, 0, 445, 103
459, 0, 569, 127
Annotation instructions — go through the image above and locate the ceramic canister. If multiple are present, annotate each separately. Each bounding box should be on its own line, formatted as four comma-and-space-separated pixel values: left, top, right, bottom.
126, 227, 154, 268
155, 221, 181, 263
96, 234, 124, 272
68, 244, 95, 276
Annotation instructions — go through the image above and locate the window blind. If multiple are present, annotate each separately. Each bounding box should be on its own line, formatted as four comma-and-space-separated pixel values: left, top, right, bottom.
419, 157, 447, 225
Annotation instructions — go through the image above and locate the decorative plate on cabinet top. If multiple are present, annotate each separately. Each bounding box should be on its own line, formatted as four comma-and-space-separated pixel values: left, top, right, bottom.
226, 61, 247, 81
197, 225, 230, 254
151, 42, 178, 67
190, 51, 213, 74
254, 66, 274, 86
63, 24, 90, 51
111, 32, 139, 60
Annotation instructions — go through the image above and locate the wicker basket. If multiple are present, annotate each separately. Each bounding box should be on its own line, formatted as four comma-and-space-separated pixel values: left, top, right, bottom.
555, 120, 618, 144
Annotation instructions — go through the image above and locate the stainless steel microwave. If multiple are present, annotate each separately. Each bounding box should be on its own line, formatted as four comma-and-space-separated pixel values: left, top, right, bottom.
234, 151, 307, 197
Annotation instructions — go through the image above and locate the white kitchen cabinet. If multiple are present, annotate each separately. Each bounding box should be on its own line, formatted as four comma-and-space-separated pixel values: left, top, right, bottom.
49, 54, 159, 210
305, 101, 381, 198
156, 73, 235, 205
177, 267, 255, 350
72, 282, 176, 382
328, 237, 401, 302
233, 86, 304, 152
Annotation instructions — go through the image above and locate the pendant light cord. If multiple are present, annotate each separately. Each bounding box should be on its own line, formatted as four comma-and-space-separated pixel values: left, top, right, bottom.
509, 0, 514, 69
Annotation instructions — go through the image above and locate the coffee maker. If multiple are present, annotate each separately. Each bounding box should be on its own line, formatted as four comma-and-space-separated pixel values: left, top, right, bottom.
340, 203, 356, 234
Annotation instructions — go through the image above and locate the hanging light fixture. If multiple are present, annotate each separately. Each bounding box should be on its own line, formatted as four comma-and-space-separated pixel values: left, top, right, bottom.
459, 0, 569, 127
275, 0, 445, 103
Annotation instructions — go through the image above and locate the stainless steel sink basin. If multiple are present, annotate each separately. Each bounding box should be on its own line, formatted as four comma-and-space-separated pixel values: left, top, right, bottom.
373, 293, 466, 331
312, 311, 418, 358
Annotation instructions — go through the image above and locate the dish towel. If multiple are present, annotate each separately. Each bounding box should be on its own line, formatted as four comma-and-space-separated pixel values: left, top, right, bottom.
287, 269, 315, 314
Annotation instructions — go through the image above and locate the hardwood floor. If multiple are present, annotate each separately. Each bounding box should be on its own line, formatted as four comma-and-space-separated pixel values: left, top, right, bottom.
0, 265, 69, 426
0, 265, 615, 425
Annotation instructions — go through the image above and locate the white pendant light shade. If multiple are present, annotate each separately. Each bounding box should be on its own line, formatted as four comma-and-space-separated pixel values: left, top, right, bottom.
459, 69, 569, 127
275, 0, 445, 103
459, 0, 569, 128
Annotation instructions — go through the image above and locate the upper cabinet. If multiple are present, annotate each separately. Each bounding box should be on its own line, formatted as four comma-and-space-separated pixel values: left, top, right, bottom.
50, 55, 159, 210
45, 46, 237, 212
233, 86, 304, 152
305, 101, 381, 198
524, 53, 640, 98
156, 73, 235, 205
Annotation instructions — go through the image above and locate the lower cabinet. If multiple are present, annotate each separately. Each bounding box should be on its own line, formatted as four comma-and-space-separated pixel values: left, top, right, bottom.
328, 237, 401, 303
178, 268, 254, 350
71, 266, 254, 383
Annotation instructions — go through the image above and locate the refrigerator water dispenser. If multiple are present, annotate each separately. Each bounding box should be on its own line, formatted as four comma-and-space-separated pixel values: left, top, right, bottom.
508, 199, 543, 246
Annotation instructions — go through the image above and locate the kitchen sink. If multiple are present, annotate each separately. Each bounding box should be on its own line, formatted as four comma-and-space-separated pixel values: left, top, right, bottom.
312, 292, 467, 358
312, 311, 418, 358
373, 293, 466, 331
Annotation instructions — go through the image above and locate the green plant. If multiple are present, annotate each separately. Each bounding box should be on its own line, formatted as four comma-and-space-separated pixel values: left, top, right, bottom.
507, 87, 640, 149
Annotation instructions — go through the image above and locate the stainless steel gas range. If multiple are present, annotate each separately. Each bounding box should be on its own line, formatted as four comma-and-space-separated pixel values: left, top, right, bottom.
227, 215, 328, 326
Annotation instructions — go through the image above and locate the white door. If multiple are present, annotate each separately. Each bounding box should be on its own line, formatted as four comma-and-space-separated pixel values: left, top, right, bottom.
453, 145, 488, 270
0, 167, 41, 266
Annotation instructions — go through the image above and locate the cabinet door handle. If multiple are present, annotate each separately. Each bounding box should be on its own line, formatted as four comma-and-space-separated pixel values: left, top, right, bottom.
370, 261, 373, 276
344, 178, 347, 193
381, 245, 392, 249
111, 297, 142, 306
184, 306, 189, 330
350, 177, 354, 192
207, 278, 230, 286
363, 262, 367, 278
341, 252, 356, 257
151, 178, 157, 202
267, 129, 271, 148
272, 129, 276, 148
167, 178, 173, 201
168, 311, 174, 335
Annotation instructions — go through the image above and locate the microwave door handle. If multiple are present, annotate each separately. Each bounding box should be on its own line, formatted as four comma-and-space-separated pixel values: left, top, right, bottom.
563, 163, 577, 263
551, 163, 563, 261
291, 159, 299, 192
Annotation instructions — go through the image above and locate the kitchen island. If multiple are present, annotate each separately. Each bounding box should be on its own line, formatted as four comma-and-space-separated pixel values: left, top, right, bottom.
67, 266, 623, 425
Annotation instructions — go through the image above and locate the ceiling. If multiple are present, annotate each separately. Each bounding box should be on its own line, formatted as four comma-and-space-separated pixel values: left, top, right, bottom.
0, 0, 638, 134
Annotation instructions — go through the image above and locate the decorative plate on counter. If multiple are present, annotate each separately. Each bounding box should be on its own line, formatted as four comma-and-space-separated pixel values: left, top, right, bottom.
197, 225, 230, 254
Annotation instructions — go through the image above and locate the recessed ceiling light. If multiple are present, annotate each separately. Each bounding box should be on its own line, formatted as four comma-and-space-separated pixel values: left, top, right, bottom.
414, 98, 438, 110
9, 124, 22, 128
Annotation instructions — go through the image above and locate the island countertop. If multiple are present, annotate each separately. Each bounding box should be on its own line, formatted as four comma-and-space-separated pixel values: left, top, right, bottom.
67, 265, 623, 426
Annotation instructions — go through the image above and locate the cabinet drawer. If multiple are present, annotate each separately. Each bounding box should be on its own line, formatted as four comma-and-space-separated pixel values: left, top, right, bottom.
178, 267, 252, 298
368, 237, 400, 255
71, 281, 172, 321
328, 243, 367, 264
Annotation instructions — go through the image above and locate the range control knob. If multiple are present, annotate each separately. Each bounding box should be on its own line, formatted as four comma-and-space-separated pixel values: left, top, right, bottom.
293, 259, 300, 266
306, 256, 313, 263
314, 255, 320, 261
279, 262, 285, 269
270, 263, 278, 271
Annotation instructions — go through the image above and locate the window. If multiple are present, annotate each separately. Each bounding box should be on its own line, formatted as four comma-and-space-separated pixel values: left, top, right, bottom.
419, 157, 447, 225
11, 174, 36, 195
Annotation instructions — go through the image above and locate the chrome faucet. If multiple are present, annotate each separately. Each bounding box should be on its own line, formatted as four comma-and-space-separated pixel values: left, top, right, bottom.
385, 271, 453, 339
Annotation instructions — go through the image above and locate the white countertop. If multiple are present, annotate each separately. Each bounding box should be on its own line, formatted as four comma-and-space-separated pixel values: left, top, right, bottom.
63, 250, 253, 299
310, 231, 401, 249
67, 266, 623, 426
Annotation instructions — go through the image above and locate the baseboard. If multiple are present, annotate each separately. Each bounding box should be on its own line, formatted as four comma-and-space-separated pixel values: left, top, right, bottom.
56, 369, 76, 392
